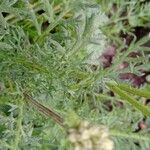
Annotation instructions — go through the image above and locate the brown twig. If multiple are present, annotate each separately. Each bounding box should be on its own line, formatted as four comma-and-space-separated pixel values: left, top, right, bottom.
23, 92, 64, 127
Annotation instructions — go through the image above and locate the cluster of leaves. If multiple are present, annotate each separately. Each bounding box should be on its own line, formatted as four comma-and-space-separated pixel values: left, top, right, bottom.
0, 0, 150, 150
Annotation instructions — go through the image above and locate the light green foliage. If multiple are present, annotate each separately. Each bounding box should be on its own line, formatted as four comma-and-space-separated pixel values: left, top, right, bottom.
0, 0, 150, 149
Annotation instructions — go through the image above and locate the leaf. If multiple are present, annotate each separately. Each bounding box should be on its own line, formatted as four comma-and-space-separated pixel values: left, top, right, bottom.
106, 82, 150, 117
0, 42, 12, 49
1, 0, 18, 6
0, 13, 7, 27
117, 83, 150, 99
25, 1, 41, 35
41, 0, 54, 23
135, 35, 150, 47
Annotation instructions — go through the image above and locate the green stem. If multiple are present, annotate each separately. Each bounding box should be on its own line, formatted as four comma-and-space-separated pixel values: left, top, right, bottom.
23, 93, 64, 127
110, 129, 150, 142
106, 82, 150, 117
95, 93, 118, 101
10, 100, 24, 150
117, 83, 150, 99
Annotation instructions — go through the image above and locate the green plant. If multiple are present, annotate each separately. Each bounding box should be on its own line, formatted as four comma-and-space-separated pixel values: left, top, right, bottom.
0, 0, 150, 150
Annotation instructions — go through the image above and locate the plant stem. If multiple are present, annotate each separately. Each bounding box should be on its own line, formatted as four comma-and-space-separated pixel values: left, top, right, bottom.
10, 99, 24, 150
110, 129, 150, 142
106, 82, 150, 117
23, 92, 64, 127
117, 83, 150, 99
